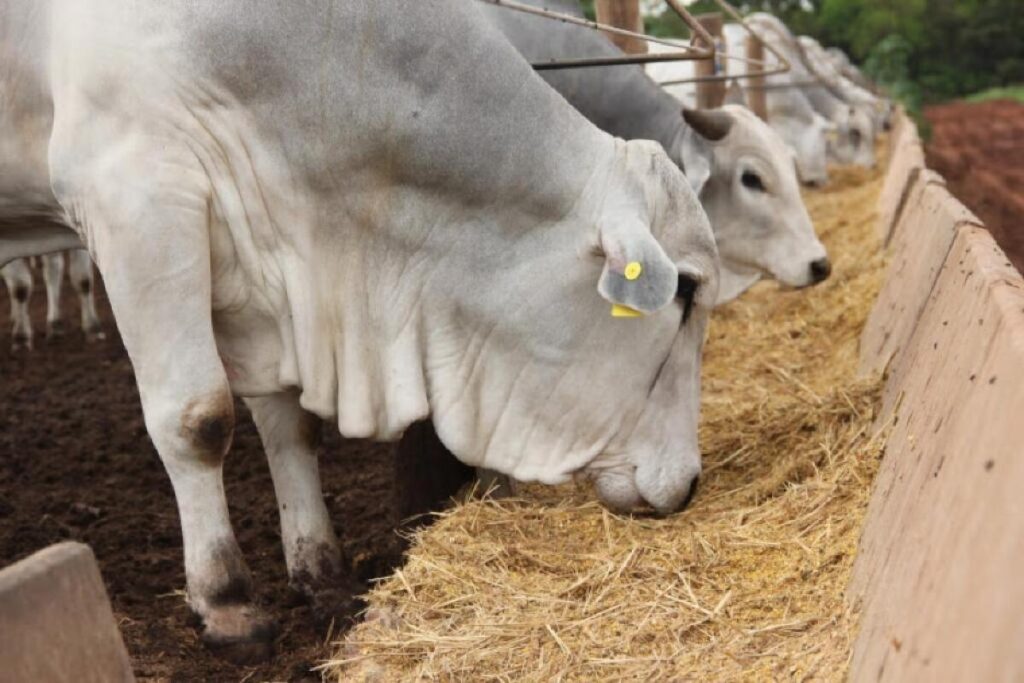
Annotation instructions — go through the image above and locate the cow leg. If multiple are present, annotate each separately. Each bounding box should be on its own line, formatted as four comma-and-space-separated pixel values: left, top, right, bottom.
2, 259, 34, 351
476, 468, 519, 498
245, 393, 364, 630
394, 421, 476, 522
41, 252, 65, 338
100, 251, 274, 663
63, 184, 275, 664
67, 249, 104, 341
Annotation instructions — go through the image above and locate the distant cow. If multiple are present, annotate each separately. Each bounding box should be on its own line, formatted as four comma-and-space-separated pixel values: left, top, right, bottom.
698, 23, 838, 187
722, 15, 876, 169
1, 251, 101, 350
825, 47, 871, 90
2, 0, 719, 662
800, 36, 891, 134
486, 0, 829, 303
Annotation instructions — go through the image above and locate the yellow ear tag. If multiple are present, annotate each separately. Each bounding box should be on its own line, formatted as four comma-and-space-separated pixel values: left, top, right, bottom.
612, 263, 645, 317
611, 303, 645, 318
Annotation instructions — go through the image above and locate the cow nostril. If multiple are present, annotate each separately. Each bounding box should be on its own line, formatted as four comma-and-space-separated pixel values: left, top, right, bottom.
678, 476, 700, 513
810, 257, 832, 283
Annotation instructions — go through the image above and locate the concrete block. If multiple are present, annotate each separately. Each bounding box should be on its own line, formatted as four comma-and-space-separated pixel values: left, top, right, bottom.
0, 542, 134, 683
877, 119, 926, 244
888, 106, 907, 147
859, 177, 981, 376
850, 226, 1024, 682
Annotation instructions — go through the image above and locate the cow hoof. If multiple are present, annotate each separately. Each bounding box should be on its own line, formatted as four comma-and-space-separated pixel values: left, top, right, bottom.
364, 605, 402, 630
86, 330, 107, 342
305, 583, 366, 634
46, 321, 66, 338
200, 604, 278, 665
11, 335, 32, 352
476, 468, 519, 498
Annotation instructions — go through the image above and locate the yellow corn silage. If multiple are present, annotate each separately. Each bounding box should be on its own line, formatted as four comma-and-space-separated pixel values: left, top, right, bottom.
327, 145, 891, 682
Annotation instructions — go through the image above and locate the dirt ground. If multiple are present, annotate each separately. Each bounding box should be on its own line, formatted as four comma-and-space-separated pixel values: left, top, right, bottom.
925, 99, 1024, 274
0, 281, 471, 682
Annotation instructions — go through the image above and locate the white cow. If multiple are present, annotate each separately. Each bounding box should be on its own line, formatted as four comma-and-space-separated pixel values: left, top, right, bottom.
826, 47, 870, 89
824, 46, 891, 129
724, 15, 876, 169
704, 23, 837, 186
800, 36, 891, 134
2, 0, 719, 662
487, 1, 829, 302
1, 251, 101, 349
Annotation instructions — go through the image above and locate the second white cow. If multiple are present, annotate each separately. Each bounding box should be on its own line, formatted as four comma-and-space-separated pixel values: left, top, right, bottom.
487, 1, 829, 303
1, 251, 101, 349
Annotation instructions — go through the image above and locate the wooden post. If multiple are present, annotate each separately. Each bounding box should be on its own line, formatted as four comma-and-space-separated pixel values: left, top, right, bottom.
695, 13, 725, 109
595, 0, 646, 55
747, 33, 769, 121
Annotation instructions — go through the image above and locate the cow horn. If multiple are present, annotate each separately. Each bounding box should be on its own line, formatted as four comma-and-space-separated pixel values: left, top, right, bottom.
682, 108, 734, 142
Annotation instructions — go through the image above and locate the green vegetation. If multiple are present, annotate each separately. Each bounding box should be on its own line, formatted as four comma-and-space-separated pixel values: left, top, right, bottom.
965, 85, 1024, 103
811, 0, 1024, 107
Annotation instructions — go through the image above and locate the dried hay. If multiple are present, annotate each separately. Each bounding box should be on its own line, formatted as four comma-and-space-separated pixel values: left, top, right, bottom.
327, 150, 891, 682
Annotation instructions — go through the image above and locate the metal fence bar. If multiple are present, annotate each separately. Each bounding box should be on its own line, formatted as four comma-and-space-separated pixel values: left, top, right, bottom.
476, 0, 714, 70
654, 0, 793, 87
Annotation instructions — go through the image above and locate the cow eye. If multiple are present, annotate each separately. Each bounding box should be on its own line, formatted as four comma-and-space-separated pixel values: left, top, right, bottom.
741, 171, 766, 192
677, 274, 699, 323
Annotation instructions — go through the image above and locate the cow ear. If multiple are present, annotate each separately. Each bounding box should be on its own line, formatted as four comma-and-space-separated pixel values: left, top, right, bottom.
597, 220, 678, 316
679, 128, 712, 196
723, 80, 747, 107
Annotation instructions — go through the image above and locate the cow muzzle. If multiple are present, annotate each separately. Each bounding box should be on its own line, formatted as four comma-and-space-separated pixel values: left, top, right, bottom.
592, 462, 701, 516
809, 257, 832, 284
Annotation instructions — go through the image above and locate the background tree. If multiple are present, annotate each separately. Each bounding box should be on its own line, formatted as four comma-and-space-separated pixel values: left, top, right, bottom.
577, 0, 1024, 103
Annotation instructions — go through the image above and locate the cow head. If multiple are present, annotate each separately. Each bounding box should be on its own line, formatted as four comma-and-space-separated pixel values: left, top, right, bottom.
676, 106, 828, 303
428, 139, 718, 515
875, 98, 894, 131
767, 99, 832, 187
827, 105, 876, 168
848, 85, 891, 134
795, 34, 880, 166
845, 105, 876, 168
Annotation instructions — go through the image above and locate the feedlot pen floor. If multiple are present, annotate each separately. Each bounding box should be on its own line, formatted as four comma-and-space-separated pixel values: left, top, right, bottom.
331, 156, 890, 681
0, 296, 416, 680
1, 147, 887, 682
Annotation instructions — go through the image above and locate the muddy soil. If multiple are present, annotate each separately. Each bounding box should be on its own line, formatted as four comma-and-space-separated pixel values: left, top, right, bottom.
0, 277, 472, 682
925, 99, 1024, 274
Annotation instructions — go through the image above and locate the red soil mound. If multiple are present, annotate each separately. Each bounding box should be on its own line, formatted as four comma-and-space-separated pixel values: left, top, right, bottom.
925, 99, 1024, 275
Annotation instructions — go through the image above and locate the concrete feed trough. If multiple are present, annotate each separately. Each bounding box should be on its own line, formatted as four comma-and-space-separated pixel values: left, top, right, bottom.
851, 113, 1024, 682
0, 542, 134, 683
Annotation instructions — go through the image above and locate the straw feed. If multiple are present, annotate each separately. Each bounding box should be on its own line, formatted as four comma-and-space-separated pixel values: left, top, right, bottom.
328, 150, 891, 682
